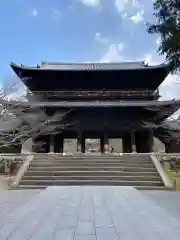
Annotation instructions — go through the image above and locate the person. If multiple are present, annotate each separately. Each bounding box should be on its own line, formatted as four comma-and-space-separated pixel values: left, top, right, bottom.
111, 147, 114, 153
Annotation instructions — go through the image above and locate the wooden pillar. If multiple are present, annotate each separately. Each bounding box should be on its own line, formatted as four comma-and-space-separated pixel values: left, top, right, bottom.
100, 132, 109, 153
130, 131, 136, 153
49, 135, 54, 153
45, 136, 50, 153
123, 133, 131, 153
104, 132, 109, 153
81, 135, 85, 153
54, 134, 64, 153
77, 133, 82, 152
100, 136, 104, 153
122, 137, 126, 153
135, 129, 153, 153
59, 135, 64, 153
77, 132, 85, 153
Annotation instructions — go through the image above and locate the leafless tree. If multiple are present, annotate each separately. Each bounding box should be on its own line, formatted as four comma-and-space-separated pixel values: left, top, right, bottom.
0, 84, 71, 150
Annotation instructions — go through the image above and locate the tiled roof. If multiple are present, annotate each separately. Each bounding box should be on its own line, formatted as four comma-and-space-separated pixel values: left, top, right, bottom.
40, 61, 148, 70
163, 120, 180, 130
11, 61, 167, 71
40, 61, 167, 71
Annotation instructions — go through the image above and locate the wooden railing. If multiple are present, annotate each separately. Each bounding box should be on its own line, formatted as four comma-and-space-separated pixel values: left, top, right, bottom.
28, 90, 159, 99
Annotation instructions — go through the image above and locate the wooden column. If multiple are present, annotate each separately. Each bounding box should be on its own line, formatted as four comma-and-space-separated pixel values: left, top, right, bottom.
59, 135, 64, 153
123, 133, 131, 153
77, 132, 85, 153
54, 134, 64, 153
100, 132, 109, 153
100, 136, 104, 153
81, 135, 85, 153
49, 135, 54, 153
130, 131, 136, 153
77, 133, 82, 152
104, 132, 109, 153
135, 129, 153, 153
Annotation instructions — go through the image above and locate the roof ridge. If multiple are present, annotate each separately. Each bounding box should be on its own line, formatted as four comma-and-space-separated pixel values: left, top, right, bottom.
40, 61, 146, 66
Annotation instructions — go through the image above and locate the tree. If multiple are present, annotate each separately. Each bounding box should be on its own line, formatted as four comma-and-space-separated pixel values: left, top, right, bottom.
147, 0, 180, 72
0, 84, 71, 150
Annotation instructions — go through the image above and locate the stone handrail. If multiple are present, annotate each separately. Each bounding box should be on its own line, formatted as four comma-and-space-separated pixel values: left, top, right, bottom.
11, 154, 34, 188
150, 153, 174, 189
0, 154, 31, 174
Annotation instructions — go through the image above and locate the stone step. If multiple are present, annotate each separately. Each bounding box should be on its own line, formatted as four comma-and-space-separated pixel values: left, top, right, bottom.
32, 159, 153, 164
34, 156, 150, 161
23, 175, 161, 181
14, 185, 166, 190
20, 179, 164, 186
15, 185, 47, 190
135, 186, 167, 190
28, 166, 157, 172
30, 162, 155, 168
25, 170, 159, 177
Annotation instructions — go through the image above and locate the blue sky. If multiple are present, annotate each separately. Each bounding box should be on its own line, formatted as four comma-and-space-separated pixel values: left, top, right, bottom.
0, 0, 179, 100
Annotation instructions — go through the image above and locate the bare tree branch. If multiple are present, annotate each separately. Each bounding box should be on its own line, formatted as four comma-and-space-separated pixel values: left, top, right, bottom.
0, 84, 71, 150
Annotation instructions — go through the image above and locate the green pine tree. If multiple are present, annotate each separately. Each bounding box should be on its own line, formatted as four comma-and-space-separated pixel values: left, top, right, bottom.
147, 0, 180, 72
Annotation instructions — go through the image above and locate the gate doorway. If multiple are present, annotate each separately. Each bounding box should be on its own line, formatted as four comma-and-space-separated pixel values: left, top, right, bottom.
85, 139, 100, 153
109, 138, 123, 153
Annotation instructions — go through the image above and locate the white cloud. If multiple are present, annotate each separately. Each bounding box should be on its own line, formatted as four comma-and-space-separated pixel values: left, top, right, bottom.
80, 0, 100, 7
115, 0, 129, 13
115, 0, 142, 15
95, 33, 109, 44
130, 10, 144, 24
31, 9, 38, 17
100, 43, 125, 62
118, 43, 125, 51
122, 12, 128, 19
159, 74, 180, 100
144, 52, 163, 66
52, 8, 60, 15
115, 0, 146, 25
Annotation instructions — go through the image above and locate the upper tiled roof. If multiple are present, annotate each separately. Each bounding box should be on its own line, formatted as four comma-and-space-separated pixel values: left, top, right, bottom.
40, 61, 147, 70
11, 61, 168, 71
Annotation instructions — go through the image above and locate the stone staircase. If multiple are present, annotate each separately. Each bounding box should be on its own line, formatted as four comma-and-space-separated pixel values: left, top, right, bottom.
16, 154, 165, 190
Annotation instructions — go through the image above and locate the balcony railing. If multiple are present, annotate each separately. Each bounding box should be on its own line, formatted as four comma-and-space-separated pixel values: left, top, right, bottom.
27, 90, 159, 100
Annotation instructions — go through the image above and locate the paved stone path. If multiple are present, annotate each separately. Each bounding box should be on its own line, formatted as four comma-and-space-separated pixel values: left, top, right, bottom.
1, 187, 180, 239
0, 190, 41, 218
143, 190, 180, 219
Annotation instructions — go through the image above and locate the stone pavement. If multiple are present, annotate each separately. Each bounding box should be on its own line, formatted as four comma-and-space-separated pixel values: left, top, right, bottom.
0, 175, 9, 191
0, 190, 41, 219
1, 187, 180, 239
143, 190, 180, 219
